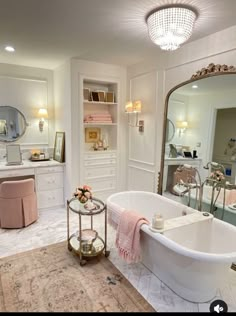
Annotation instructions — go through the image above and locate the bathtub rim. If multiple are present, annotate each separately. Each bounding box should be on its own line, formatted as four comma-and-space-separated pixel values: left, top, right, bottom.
107, 191, 236, 264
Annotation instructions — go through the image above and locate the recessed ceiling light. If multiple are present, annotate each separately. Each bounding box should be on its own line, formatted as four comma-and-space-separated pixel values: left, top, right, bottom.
5, 46, 15, 52
192, 85, 198, 89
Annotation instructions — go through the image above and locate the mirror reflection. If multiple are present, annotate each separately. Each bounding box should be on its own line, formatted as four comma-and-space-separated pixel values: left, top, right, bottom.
160, 71, 236, 227
165, 119, 175, 143
0, 106, 27, 142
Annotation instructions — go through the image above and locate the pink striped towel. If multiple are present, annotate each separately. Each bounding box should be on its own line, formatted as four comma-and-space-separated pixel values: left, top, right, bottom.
115, 210, 149, 264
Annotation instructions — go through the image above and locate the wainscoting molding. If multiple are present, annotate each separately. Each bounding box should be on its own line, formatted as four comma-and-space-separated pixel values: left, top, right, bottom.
128, 165, 155, 192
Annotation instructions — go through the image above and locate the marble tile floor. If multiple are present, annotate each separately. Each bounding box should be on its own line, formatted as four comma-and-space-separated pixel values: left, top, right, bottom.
0, 207, 236, 312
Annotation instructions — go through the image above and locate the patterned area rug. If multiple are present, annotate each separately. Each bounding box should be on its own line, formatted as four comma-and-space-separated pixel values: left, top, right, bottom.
0, 242, 155, 312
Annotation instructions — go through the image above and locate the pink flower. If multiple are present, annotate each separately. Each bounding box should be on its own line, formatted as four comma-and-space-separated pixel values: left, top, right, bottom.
209, 170, 225, 182
84, 191, 91, 198
83, 185, 91, 191
73, 184, 93, 203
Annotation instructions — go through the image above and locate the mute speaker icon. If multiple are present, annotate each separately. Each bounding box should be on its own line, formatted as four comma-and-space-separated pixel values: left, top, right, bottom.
214, 304, 223, 313
210, 300, 228, 313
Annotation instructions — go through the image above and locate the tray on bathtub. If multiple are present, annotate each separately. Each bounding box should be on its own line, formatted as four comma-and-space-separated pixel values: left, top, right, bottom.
149, 212, 213, 233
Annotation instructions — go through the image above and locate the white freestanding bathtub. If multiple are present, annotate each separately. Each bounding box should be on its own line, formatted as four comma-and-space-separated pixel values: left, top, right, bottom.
107, 191, 236, 303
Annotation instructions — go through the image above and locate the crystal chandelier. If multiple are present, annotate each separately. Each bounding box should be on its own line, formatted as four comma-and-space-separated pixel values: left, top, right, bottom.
147, 6, 197, 51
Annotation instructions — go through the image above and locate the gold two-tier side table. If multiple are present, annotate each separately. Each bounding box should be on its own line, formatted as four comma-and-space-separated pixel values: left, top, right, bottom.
67, 197, 110, 266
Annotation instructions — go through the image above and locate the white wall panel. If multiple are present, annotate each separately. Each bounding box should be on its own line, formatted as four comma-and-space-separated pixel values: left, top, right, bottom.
127, 72, 158, 192
0, 63, 54, 148
129, 72, 157, 165
128, 166, 155, 192
0, 77, 48, 146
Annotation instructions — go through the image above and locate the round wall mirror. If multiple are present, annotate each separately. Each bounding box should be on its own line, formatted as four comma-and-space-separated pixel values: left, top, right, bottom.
165, 119, 175, 143
0, 106, 27, 142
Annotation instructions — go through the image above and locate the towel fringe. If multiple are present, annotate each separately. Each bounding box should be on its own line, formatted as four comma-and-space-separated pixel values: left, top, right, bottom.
115, 242, 141, 264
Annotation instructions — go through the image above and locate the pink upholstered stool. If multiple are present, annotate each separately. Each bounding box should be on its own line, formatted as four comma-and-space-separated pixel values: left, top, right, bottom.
0, 179, 38, 228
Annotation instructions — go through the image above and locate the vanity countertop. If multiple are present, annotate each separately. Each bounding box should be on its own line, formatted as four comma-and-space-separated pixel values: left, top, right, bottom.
0, 159, 64, 171
165, 156, 202, 161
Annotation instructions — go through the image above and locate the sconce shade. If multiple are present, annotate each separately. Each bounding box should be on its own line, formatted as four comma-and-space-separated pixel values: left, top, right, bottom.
38, 108, 48, 118
147, 6, 197, 51
125, 101, 133, 113
132, 100, 142, 113
125, 100, 142, 113
38, 108, 48, 132
176, 121, 188, 128
125, 100, 144, 132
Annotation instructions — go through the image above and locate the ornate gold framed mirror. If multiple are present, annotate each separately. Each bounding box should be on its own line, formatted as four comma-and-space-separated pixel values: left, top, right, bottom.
158, 63, 236, 197
158, 63, 236, 228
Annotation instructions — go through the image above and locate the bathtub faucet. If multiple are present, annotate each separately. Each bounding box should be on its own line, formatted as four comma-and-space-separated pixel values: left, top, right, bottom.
202, 161, 227, 218
177, 165, 202, 209
203, 161, 226, 175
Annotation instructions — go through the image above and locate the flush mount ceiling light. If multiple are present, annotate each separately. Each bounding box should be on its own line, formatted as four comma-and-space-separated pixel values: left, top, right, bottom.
5, 46, 15, 52
146, 6, 197, 51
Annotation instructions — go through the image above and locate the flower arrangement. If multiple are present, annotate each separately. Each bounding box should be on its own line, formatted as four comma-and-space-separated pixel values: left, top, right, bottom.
209, 170, 225, 182
74, 185, 92, 203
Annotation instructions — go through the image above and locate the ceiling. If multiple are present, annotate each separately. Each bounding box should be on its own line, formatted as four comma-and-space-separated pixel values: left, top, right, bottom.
0, 0, 236, 70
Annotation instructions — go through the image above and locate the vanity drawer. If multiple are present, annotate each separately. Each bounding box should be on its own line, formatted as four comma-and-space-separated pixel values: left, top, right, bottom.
84, 158, 116, 167
84, 152, 116, 160
37, 173, 64, 191
0, 168, 34, 178
37, 188, 64, 209
36, 165, 64, 175
84, 166, 116, 179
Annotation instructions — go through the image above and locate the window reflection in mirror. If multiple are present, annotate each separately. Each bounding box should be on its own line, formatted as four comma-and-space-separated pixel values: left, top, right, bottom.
165, 119, 175, 143
0, 106, 27, 142
159, 71, 236, 227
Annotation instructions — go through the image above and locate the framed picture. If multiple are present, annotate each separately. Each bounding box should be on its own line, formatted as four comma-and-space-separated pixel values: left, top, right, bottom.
85, 127, 100, 143
105, 91, 115, 103
91, 91, 99, 102
83, 88, 90, 101
97, 91, 105, 102
53, 132, 65, 162
6, 144, 22, 165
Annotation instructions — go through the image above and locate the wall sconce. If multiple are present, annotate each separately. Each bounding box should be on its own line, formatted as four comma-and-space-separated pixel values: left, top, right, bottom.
176, 121, 188, 137
125, 100, 144, 132
38, 108, 48, 132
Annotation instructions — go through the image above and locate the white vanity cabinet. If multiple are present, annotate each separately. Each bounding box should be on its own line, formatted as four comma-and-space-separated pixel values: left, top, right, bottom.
83, 151, 117, 200
35, 165, 64, 209
0, 161, 65, 210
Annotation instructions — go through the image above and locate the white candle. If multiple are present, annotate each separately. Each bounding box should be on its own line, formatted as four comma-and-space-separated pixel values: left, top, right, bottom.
152, 214, 164, 230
